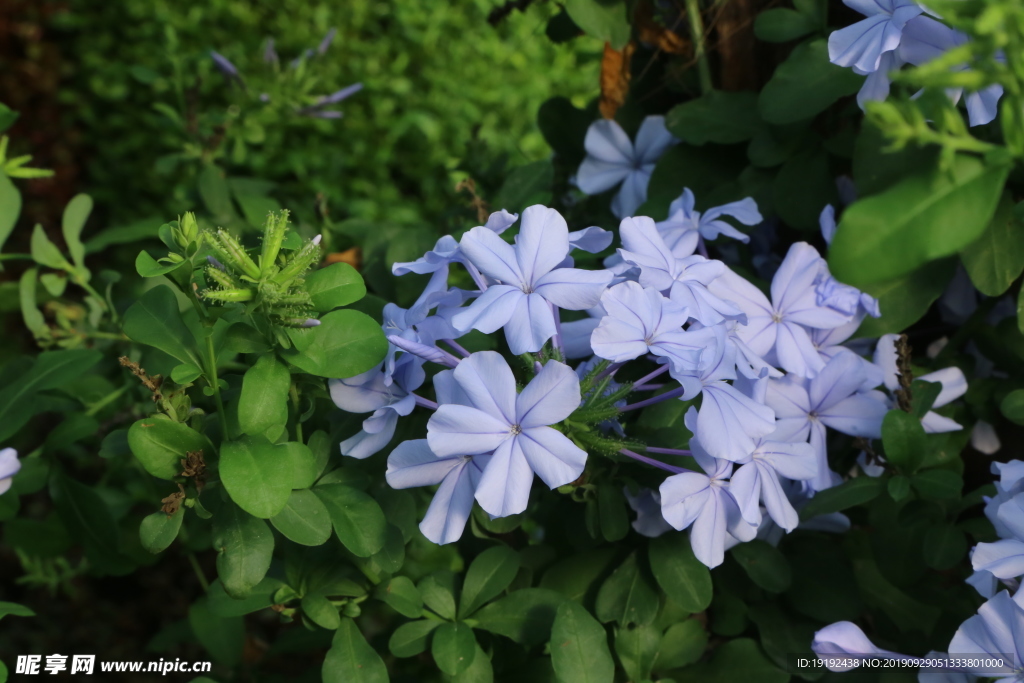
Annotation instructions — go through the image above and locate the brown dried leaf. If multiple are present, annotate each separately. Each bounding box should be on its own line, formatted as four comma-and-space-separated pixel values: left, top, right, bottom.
635, 1, 689, 55
323, 247, 361, 270
599, 41, 636, 120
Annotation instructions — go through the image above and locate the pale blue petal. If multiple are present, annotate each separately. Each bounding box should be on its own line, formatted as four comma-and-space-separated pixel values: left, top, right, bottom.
459, 226, 525, 285
483, 209, 519, 233
474, 437, 534, 517
516, 205, 570, 284
776, 321, 827, 377
386, 439, 462, 488
612, 170, 652, 218
576, 157, 632, 195
451, 350, 518, 421
419, 457, 480, 544
727, 462, 763, 526
341, 409, 399, 459
451, 285, 522, 335
690, 489, 730, 568
561, 317, 601, 359
583, 118, 634, 164
504, 292, 556, 354
517, 361, 582, 428
634, 115, 676, 164
329, 366, 395, 412
427, 404, 511, 457
534, 267, 613, 310
659, 472, 712, 530
819, 394, 888, 438
519, 427, 587, 488
809, 352, 869, 410
967, 83, 1002, 127
569, 226, 614, 253
697, 382, 777, 461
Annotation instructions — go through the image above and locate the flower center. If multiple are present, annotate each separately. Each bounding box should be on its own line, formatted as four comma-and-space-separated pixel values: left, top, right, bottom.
510, 424, 523, 436
644, 336, 654, 346
771, 311, 784, 324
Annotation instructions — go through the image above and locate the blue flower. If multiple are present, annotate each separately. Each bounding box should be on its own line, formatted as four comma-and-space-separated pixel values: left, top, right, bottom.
576, 117, 677, 218
812, 621, 910, 671
426, 352, 587, 517
623, 487, 673, 538
330, 365, 417, 459
659, 440, 756, 568
708, 242, 853, 377
0, 448, 19, 495
618, 216, 744, 326
766, 352, 888, 490
656, 188, 763, 247
210, 51, 242, 81
728, 438, 818, 532
948, 591, 1024, 679
828, 0, 924, 73
386, 439, 490, 545
591, 281, 712, 372
874, 334, 967, 432
392, 210, 519, 276
452, 206, 612, 354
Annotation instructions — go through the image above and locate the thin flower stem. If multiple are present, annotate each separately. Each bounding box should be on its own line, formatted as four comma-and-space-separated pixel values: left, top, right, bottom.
550, 302, 565, 359
595, 361, 624, 382
620, 448, 688, 474
633, 383, 666, 391
186, 553, 210, 592
442, 338, 471, 358
646, 447, 694, 457
632, 364, 669, 387
619, 385, 686, 412
412, 393, 439, 410
205, 334, 229, 437
85, 384, 130, 417
685, 0, 713, 94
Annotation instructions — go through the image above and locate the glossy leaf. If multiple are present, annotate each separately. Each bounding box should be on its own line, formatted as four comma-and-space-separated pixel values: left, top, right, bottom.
375, 576, 423, 618
473, 588, 565, 647
564, 0, 629, 49
238, 353, 291, 437
212, 501, 274, 599
460, 545, 520, 618
62, 194, 93, 267
389, 619, 441, 658
122, 285, 203, 369
731, 541, 792, 593
432, 622, 477, 675
961, 193, 1024, 296
284, 309, 387, 379
648, 535, 712, 612
0, 173, 21, 253
666, 91, 761, 145
550, 602, 615, 683
188, 598, 244, 667
270, 489, 332, 546
139, 506, 184, 553
594, 553, 658, 626
323, 618, 389, 683
655, 619, 707, 670
882, 409, 927, 473
759, 40, 863, 124
306, 262, 366, 312
313, 483, 388, 557
220, 435, 294, 519
127, 416, 215, 480
799, 476, 884, 520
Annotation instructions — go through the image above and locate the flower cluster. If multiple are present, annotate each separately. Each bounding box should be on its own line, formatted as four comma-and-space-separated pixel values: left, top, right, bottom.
812, 459, 1024, 681
331, 195, 967, 568
828, 0, 1003, 126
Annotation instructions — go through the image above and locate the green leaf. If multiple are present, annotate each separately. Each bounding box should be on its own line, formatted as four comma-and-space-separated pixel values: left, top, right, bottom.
306, 263, 366, 313
127, 416, 215, 480
614, 623, 659, 683
654, 619, 707, 670
61, 194, 93, 267
323, 618, 389, 683
207, 577, 283, 617
234, 193, 281, 229
0, 601, 35, 620
773, 146, 837, 230
666, 91, 761, 145
302, 593, 342, 630
799, 476, 884, 520
171, 363, 202, 384
220, 435, 294, 518
0, 103, 18, 132
270, 489, 332, 546
961, 193, 1024, 296
848, 532, 939, 633
594, 552, 659, 626
139, 506, 184, 553
30, 224, 68, 269
754, 8, 817, 43
223, 322, 271, 354
123, 286, 204, 369
923, 523, 967, 570
313, 483, 388, 557
830, 154, 1010, 287
882, 409, 926, 473
730, 540, 792, 593
189, 598, 244, 667
460, 545, 521, 618
597, 483, 629, 543
0, 173, 22, 253
648, 535, 712, 612
419, 571, 458, 620
389, 619, 441, 658
538, 97, 590, 166
888, 474, 912, 501
911, 469, 963, 500
1002, 389, 1024, 425
473, 588, 566, 647
284, 309, 388, 379
0, 349, 101, 441
494, 160, 553, 214
212, 501, 274, 598
855, 258, 957, 338
135, 250, 190, 278
563, 0, 629, 49
18, 268, 47, 342
909, 379, 943, 419
198, 165, 235, 221
759, 39, 863, 125
49, 472, 122, 569
681, 637, 788, 682
375, 576, 423, 618
432, 622, 477, 675
451, 644, 493, 683
540, 548, 617, 604
238, 354, 291, 437
84, 216, 160, 254
550, 602, 615, 683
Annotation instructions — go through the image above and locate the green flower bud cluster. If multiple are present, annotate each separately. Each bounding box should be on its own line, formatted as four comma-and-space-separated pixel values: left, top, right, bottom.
201, 210, 322, 329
